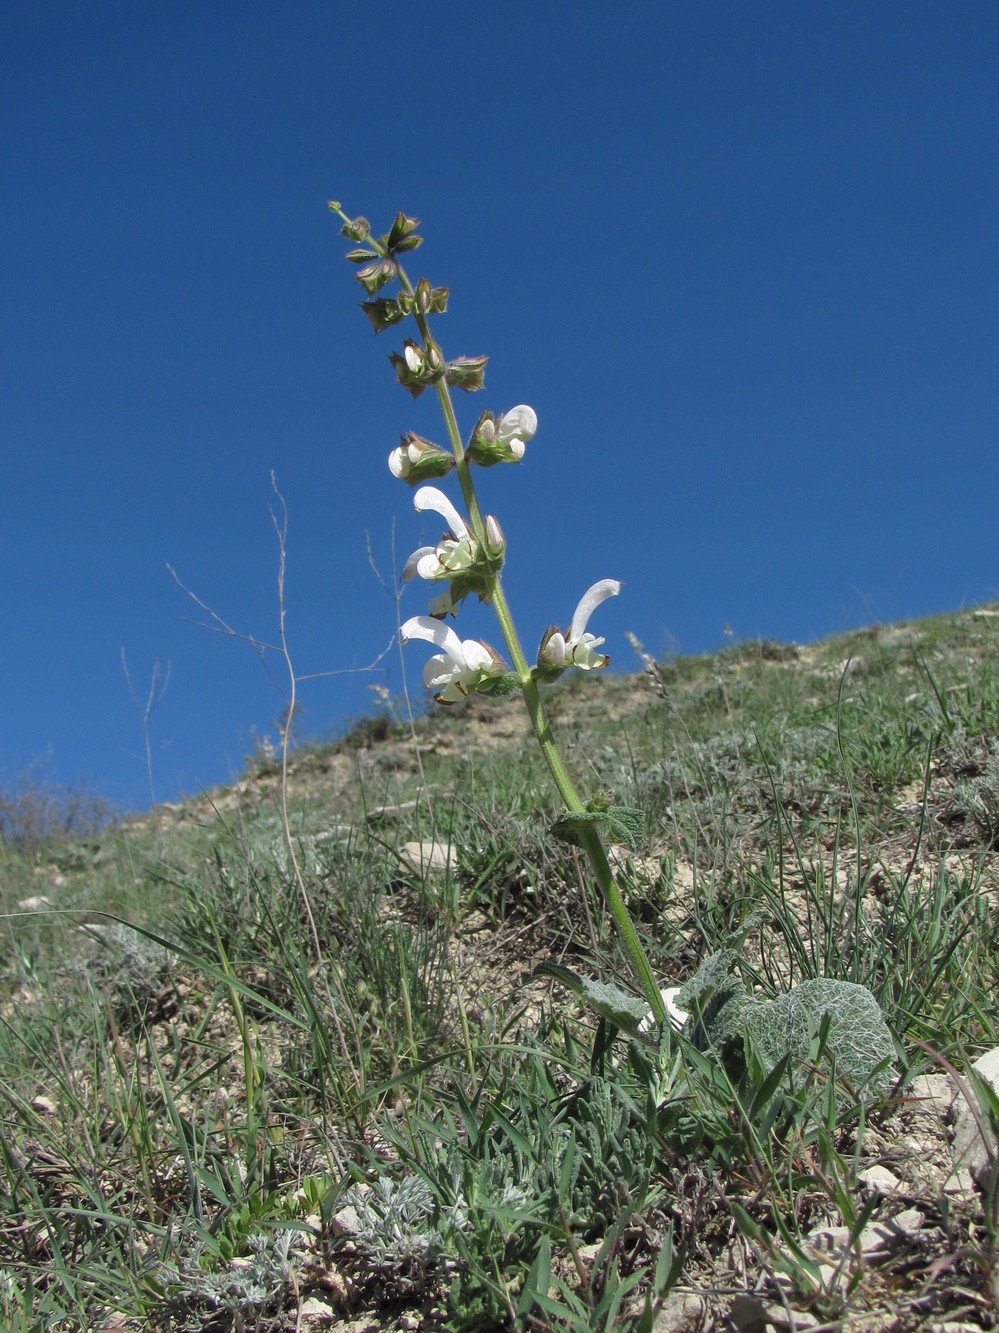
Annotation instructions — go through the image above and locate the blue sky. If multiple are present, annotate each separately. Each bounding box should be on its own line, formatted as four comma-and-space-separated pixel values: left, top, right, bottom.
3, 2, 998, 813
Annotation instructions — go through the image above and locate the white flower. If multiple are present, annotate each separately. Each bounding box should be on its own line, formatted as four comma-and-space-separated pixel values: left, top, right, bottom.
400, 616, 504, 704
387, 434, 453, 484
402, 487, 504, 584
403, 486, 477, 582
471, 405, 538, 464
637, 986, 690, 1036
538, 579, 621, 670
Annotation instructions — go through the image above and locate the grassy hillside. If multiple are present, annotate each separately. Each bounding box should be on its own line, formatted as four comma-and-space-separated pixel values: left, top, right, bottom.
2, 604, 999, 1331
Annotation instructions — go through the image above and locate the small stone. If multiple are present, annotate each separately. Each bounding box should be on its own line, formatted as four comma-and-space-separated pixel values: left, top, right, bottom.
762, 1301, 820, 1331
951, 1047, 999, 1184
943, 1167, 976, 1195
891, 1207, 926, 1233
398, 1317, 420, 1331
858, 1164, 901, 1193
398, 841, 456, 874
651, 1291, 707, 1332
858, 1209, 924, 1257
908, 1073, 955, 1117
329, 1203, 361, 1236
729, 1293, 768, 1333
31, 1094, 57, 1116
16, 895, 51, 912
299, 1295, 337, 1324
807, 1223, 851, 1254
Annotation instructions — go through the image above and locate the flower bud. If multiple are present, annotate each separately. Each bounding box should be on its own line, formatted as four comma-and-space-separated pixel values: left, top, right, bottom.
404, 342, 423, 374
537, 626, 567, 671
390, 338, 444, 398
415, 277, 434, 315
387, 213, 422, 253
388, 433, 455, 485
445, 356, 488, 393
339, 215, 370, 242
484, 515, 505, 557
361, 298, 405, 333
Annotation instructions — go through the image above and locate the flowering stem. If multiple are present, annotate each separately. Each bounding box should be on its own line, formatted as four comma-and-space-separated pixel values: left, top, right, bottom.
336, 207, 666, 1027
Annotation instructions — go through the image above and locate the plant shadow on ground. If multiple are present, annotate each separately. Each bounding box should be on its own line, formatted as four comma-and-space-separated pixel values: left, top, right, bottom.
2, 606, 999, 1330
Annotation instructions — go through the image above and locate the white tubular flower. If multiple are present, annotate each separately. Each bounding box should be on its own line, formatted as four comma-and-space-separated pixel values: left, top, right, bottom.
408, 486, 478, 581
488, 405, 538, 460
401, 616, 504, 704
388, 434, 454, 485
539, 579, 621, 671
638, 987, 690, 1036
469, 405, 538, 465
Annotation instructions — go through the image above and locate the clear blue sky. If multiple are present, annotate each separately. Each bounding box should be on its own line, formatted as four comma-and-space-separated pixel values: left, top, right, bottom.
3, 2, 998, 812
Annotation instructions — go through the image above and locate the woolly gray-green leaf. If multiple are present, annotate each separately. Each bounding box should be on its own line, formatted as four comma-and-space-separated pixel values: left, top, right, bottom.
533, 961, 648, 1033
549, 804, 645, 850
678, 951, 897, 1095
742, 978, 897, 1095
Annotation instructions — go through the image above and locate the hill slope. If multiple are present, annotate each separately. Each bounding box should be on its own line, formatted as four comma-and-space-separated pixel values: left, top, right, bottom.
2, 604, 999, 1331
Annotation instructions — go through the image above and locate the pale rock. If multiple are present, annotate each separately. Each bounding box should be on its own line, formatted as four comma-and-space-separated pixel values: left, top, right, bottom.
762, 1301, 820, 1331
942, 1167, 976, 1195
858, 1164, 901, 1193
299, 1295, 337, 1324
950, 1046, 999, 1184
731, 1291, 822, 1332
16, 895, 51, 912
651, 1291, 707, 1331
398, 840, 456, 875
329, 1203, 361, 1236
728, 1293, 769, 1333
908, 1072, 956, 1118
31, 1094, 57, 1116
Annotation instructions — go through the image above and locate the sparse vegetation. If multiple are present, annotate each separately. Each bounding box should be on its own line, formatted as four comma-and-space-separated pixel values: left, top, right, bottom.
3, 606, 999, 1329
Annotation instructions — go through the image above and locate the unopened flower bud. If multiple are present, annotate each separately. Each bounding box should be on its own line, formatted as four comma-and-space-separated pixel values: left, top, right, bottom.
415, 277, 434, 315
404, 342, 423, 373
340, 215, 370, 242
386, 213, 422, 254
484, 515, 504, 557
445, 355, 488, 393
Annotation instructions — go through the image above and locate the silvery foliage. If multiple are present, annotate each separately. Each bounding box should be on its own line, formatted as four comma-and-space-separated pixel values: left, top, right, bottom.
677, 949, 898, 1096
542, 952, 897, 1096
160, 1231, 294, 1316
346, 1175, 456, 1268
80, 921, 176, 990
949, 738, 999, 844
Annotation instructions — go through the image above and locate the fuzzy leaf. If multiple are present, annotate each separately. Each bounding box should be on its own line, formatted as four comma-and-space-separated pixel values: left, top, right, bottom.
549, 804, 644, 850
533, 961, 648, 1033
678, 950, 897, 1095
